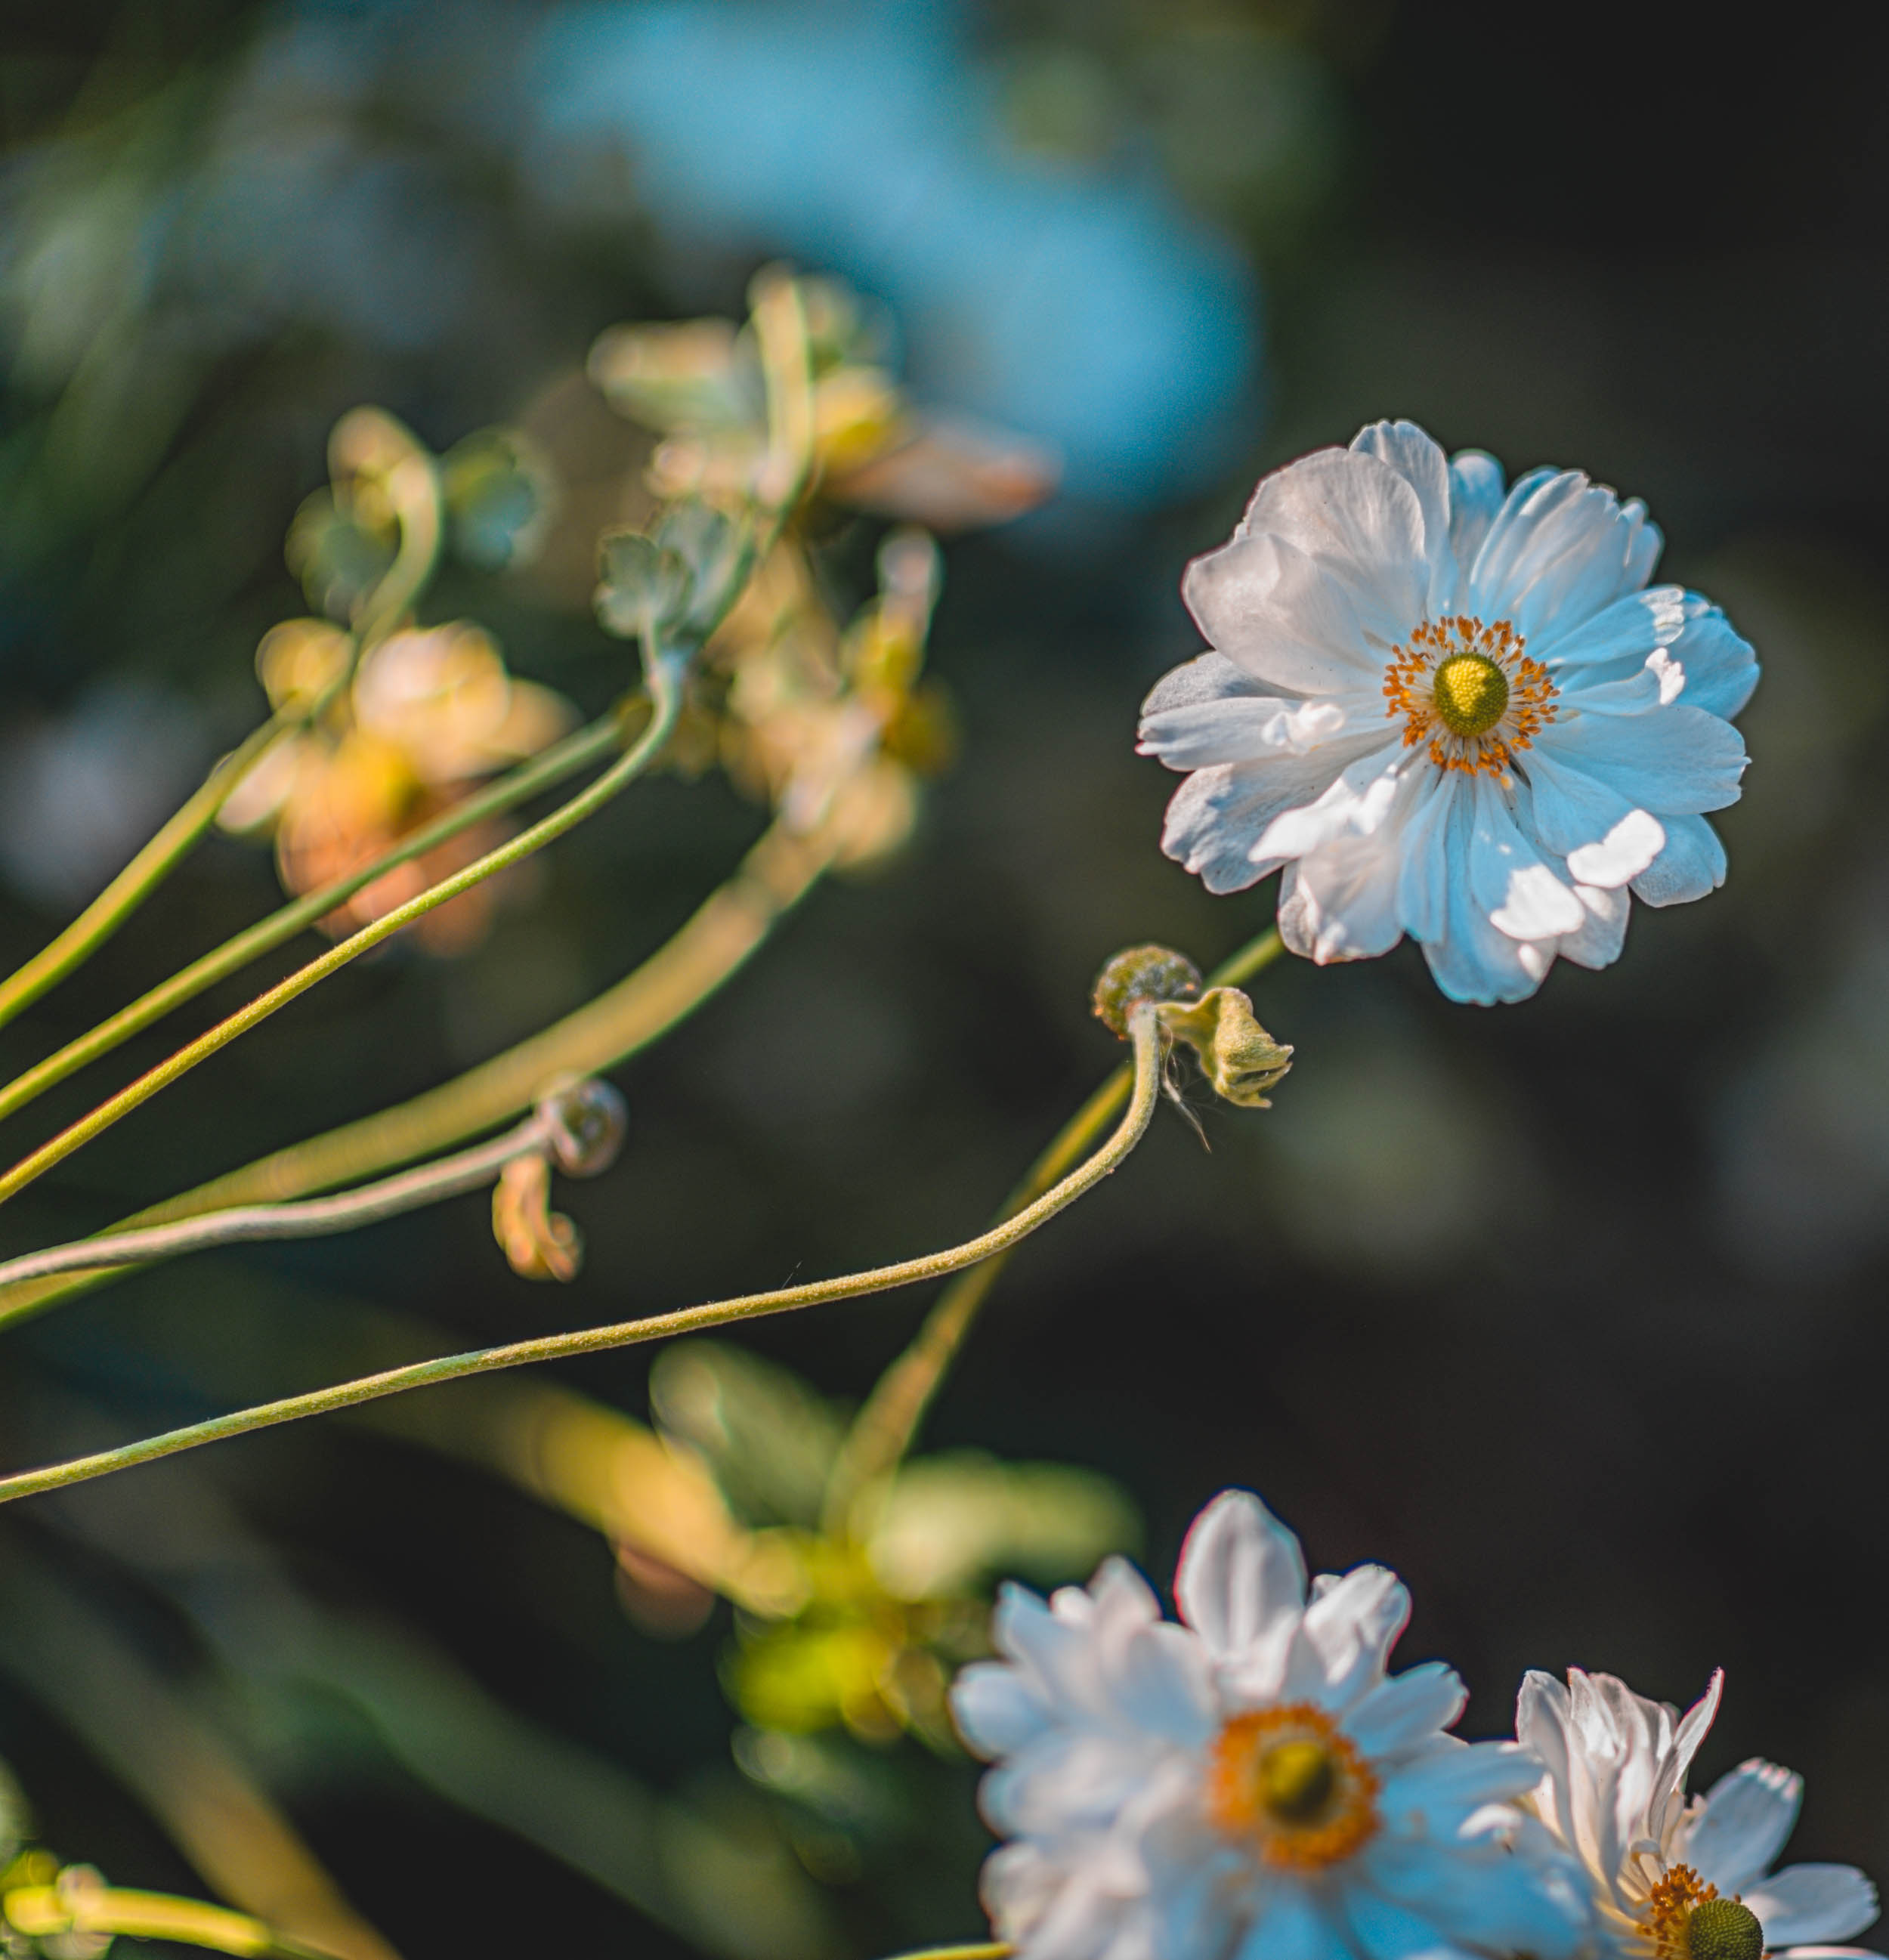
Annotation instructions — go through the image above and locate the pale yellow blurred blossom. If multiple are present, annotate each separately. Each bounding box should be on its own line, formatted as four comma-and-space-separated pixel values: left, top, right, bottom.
219, 617, 577, 952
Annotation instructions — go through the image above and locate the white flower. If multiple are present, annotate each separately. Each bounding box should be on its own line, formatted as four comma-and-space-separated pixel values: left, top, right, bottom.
950, 1490, 1588, 1960
1138, 422, 1757, 1003
1519, 1667, 1881, 1960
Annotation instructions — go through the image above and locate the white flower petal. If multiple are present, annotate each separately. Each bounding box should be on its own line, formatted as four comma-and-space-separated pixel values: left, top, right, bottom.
1278, 823, 1409, 965
1364, 1832, 1586, 1958
954, 1660, 1053, 1758
1470, 470, 1662, 645
1342, 1887, 1464, 1960
1155, 738, 1385, 895
1686, 1758, 1804, 1894
1235, 447, 1431, 642
1423, 788, 1554, 1002
1667, 598, 1758, 719
1139, 693, 1362, 767
1521, 748, 1666, 888
1538, 704, 1748, 816
1447, 451, 1506, 595
1538, 586, 1690, 676
1232, 1885, 1351, 1960
1300, 1563, 1411, 1699
1745, 1866, 1881, 1948
1351, 420, 1456, 614
1553, 881, 1631, 972
1141, 650, 1271, 718
1173, 1490, 1307, 1659
1467, 777, 1586, 940
1253, 743, 1405, 864
1646, 1669, 1723, 1847
1630, 812, 1727, 907
1380, 1742, 1545, 1833
1343, 1662, 1467, 1759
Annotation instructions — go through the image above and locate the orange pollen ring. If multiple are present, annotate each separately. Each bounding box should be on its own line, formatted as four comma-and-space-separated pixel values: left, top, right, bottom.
1639, 1865, 1721, 1960
1204, 1703, 1380, 1870
1382, 614, 1560, 778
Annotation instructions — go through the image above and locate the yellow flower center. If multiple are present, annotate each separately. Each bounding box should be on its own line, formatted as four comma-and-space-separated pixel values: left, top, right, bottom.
1432, 652, 1510, 738
1205, 1703, 1378, 1869
1383, 614, 1559, 778
1639, 1866, 1763, 1960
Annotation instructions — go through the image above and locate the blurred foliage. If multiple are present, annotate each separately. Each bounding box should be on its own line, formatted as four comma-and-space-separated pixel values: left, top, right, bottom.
0, 3, 1888, 1959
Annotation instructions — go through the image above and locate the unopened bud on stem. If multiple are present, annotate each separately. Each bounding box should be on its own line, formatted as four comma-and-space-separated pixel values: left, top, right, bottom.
1092, 944, 1203, 1038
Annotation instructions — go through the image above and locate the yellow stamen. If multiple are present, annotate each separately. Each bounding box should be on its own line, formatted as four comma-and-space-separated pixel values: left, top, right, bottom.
1382, 614, 1559, 778
1206, 1704, 1378, 1869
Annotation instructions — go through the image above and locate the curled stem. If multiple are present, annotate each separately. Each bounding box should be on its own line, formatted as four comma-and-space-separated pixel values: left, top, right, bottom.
0, 660, 683, 1213
0, 709, 630, 1130
822, 924, 1284, 1532
0, 711, 299, 1033
0, 1003, 1165, 1505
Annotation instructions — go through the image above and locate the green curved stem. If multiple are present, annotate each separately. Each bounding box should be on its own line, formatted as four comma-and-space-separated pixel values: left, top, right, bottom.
822, 924, 1284, 1531
0, 711, 298, 1033
0, 1004, 1165, 1505
0, 709, 629, 1130
0, 660, 683, 1212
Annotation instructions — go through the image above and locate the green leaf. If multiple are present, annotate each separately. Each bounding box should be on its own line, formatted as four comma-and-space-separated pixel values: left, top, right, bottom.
650, 1343, 845, 1529
867, 1454, 1140, 1601
441, 428, 556, 571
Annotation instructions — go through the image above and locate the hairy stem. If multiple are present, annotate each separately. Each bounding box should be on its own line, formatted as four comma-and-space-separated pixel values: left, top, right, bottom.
822, 924, 1284, 1531
0, 661, 681, 1213
0, 1006, 1164, 1504
0, 711, 630, 1130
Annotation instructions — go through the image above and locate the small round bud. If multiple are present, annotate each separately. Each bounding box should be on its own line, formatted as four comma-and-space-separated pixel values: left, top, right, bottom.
1688, 1898, 1764, 1960
538, 1078, 629, 1177
1092, 944, 1203, 1039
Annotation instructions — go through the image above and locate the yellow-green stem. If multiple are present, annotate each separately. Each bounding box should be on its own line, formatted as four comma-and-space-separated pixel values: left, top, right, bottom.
0, 1005, 1164, 1504
2, 1884, 332, 1958
0, 810, 837, 1330
0, 661, 682, 1212
823, 924, 1283, 1531
0, 709, 629, 1130
0, 712, 297, 1032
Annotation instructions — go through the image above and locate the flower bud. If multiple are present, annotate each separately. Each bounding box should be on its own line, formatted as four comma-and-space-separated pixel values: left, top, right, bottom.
492, 1154, 583, 1282
1157, 988, 1293, 1108
1092, 944, 1204, 1039
538, 1077, 629, 1178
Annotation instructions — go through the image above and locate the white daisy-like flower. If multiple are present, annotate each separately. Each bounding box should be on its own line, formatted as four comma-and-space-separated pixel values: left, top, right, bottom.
1519, 1667, 1881, 1960
1138, 422, 1757, 1003
950, 1489, 1588, 1960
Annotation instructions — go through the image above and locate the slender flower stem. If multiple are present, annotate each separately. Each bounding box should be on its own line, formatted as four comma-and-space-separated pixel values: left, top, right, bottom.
823, 924, 1285, 1532
0, 737, 836, 1332
0, 1005, 1165, 1505
0, 711, 298, 1032
0, 659, 683, 1213
2, 1884, 335, 1959
0, 709, 631, 1130
875, 1947, 1010, 1960
0, 1108, 558, 1289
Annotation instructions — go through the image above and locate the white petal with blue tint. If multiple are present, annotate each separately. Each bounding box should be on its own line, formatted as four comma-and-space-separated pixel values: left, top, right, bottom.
1142, 422, 1756, 1002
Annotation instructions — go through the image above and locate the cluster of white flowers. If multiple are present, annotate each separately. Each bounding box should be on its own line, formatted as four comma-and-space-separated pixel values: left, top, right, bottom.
1139, 422, 1757, 1003
953, 1492, 1878, 1960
